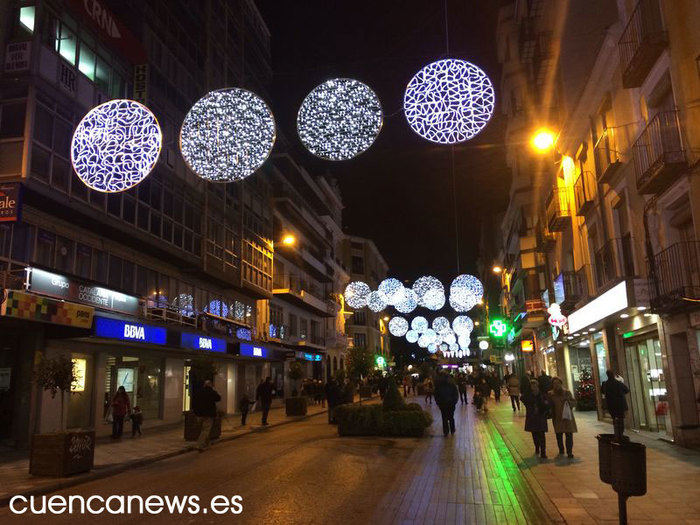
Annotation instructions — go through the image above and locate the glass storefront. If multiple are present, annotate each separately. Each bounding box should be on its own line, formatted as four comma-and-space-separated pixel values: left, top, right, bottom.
104, 355, 163, 421
624, 335, 669, 433
569, 344, 592, 392
595, 336, 607, 385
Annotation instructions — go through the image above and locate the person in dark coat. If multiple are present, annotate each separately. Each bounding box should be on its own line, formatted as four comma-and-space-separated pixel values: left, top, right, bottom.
434, 373, 459, 436
255, 376, 274, 425
457, 375, 468, 404
601, 369, 629, 437
110, 386, 131, 439
537, 370, 552, 393
192, 380, 221, 451
489, 372, 501, 402
476, 377, 491, 412
238, 393, 254, 426
325, 379, 340, 424
130, 406, 143, 437
521, 379, 550, 459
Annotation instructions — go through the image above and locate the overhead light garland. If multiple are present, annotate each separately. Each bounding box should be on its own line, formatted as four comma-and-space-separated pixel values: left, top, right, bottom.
71, 99, 162, 193
297, 78, 383, 160
180, 88, 276, 182
388, 316, 409, 337
379, 278, 405, 305
411, 316, 429, 333
344, 281, 371, 309
449, 274, 483, 312
394, 287, 419, 314
452, 315, 474, 335
406, 329, 419, 343
367, 290, 388, 312
412, 276, 445, 311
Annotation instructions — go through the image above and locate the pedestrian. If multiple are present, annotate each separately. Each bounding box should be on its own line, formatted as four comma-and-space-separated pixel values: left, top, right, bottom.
548, 377, 577, 458
238, 392, 254, 426
325, 378, 340, 423
601, 369, 629, 438
489, 372, 501, 402
507, 373, 521, 412
402, 376, 410, 397
434, 372, 459, 436
110, 386, 131, 439
411, 375, 418, 395
256, 376, 274, 425
538, 370, 552, 393
130, 406, 143, 437
192, 380, 221, 452
457, 375, 468, 404
521, 379, 550, 459
423, 376, 434, 405
477, 377, 491, 412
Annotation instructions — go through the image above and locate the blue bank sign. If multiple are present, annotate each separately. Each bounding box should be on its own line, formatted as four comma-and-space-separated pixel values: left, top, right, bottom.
181, 332, 226, 353
240, 343, 270, 358
94, 317, 167, 345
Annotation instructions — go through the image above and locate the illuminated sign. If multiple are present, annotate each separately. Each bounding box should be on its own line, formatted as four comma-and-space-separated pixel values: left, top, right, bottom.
299, 352, 322, 362
504, 353, 515, 362
71, 358, 87, 392
94, 316, 166, 345
240, 343, 269, 359
521, 340, 534, 352
181, 332, 226, 353
0, 182, 21, 222
568, 281, 628, 333
489, 319, 508, 338
376, 355, 387, 368
547, 303, 567, 327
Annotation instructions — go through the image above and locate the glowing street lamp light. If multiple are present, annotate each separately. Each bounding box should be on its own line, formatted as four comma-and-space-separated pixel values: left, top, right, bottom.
492, 265, 502, 274
281, 234, 296, 246
531, 128, 555, 153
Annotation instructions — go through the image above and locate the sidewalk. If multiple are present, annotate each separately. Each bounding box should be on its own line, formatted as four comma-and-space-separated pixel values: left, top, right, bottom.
488, 395, 700, 524
0, 398, 341, 506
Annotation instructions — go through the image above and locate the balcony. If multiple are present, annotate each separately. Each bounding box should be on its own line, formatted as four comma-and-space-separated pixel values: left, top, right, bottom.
555, 270, 587, 310
535, 219, 556, 252
595, 128, 623, 184
593, 236, 637, 291
574, 171, 596, 216
518, 17, 537, 61
619, 0, 668, 88
649, 242, 700, 313
545, 186, 571, 232
533, 31, 554, 86
633, 110, 687, 194
272, 274, 335, 317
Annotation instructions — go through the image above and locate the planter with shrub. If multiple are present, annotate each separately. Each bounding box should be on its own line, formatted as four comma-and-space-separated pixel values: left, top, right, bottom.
285, 396, 308, 416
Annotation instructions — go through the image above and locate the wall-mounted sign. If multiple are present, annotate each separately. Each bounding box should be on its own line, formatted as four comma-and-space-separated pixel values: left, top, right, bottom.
4, 41, 30, 72
525, 299, 546, 313
297, 351, 322, 362
553, 273, 565, 304
0, 182, 21, 222
1, 290, 93, 328
489, 319, 508, 338
94, 316, 166, 345
521, 340, 534, 352
133, 64, 148, 105
71, 358, 87, 392
29, 268, 139, 316
547, 303, 567, 327
240, 343, 269, 359
568, 281, 627, 333
181, 332, 226, 353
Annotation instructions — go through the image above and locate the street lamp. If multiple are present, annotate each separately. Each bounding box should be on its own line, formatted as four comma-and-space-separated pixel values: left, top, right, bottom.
281, 234, 296, 246
492, 265, 502, 274
531, 128, 555, 153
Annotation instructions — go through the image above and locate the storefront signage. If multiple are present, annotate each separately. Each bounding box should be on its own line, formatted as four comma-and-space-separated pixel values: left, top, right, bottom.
297, 351, 322, 361
0, 182, 21, 222
29, 268, 139, 316
240, 343, 269, 358
489, 319, 508, 338
547, 303, 567, 327
94, 316, 166, 345
180, 332, 226, 353
553, 273, 565, 304
568, 281, 627, 333
525, 299, 546, 313
133, 64, 148, 105
4, 41, 30, 72
521, 340, 534, 352
1, 290, 94, 328
71, 358, 87, 392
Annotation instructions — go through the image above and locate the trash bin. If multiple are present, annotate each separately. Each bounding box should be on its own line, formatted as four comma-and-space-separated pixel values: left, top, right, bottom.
596, 434, 615, 485
611, 440, 647, 496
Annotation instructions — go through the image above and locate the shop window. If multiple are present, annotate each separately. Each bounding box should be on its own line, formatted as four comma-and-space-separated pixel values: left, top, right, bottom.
78, 45, 95, 80
0, 102, 26, 138
95, 55, 110, 93
55, 236, 74, 273
76, 243, 91, 279
54, 20, 77, 65
19, 6, 35, 33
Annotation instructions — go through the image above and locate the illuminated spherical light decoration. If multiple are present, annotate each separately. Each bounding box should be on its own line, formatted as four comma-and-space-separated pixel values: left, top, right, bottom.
388, 316, 409, 337
406, 329, 419, 343
180, 88, 276, 182
427, 343, 438, 354
452, 315, 474, 335
344, 281, 371, 309
444, 332, 457, 346
207, 300, 229, 317
478, 340, 489, 350
394, 287, 418, 314
403, 59, 495, 144
432, 316, 450, 333
411, 316, 429, 333
71, 99, 162, 193
449, 274, 484, 312
172, 294, 195, 317
417, 334, 430, 348
412, 276, 445, 311
379, 278, 405, 305
297, 78, 383, 161
449, 343, 459, 352
367, 290, 388, 312
466, 349, 471, 356
457, 350, 464, 358
458, 334, 470, 350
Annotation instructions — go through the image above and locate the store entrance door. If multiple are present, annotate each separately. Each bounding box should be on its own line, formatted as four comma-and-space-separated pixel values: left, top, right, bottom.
624, 336, 668, 432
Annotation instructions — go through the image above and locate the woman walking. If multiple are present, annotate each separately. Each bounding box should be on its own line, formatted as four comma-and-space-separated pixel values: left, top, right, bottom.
111, 386, 131, 439
548, 377, 577, 458
507, 374, 521, 412
521, 379, 550, 459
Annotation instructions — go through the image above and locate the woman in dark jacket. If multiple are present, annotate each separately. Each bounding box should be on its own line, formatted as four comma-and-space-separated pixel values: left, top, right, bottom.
434, 373, 459, 436
111, 386, 131, 439
521, 379, 550, 459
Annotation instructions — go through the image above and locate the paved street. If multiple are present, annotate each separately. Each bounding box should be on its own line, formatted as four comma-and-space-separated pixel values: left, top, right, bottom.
3, 392, 700, 524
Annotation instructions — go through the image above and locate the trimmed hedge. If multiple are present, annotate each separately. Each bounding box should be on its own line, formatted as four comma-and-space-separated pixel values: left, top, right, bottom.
334, 403, 433, 437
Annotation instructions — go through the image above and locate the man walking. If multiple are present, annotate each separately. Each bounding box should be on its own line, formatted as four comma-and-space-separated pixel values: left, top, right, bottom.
457, 375, 468, 404
434, 372, 459, 436
256, 376, 274, 425
193, 380, 221, 452
601, 370, 629, 438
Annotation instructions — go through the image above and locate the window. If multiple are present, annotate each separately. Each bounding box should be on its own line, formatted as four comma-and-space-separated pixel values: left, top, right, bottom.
76, 244, 91, 278
35, 229, 55, 267
0, 102, 26, 139
353, 333, 367, 349
351, 255, 364, 274
11, 223, 33, 262
54, 18, 77, 65
19, 6, 35, 33
55, 236, 74, 273
108, 255, 122, 289
353, 311, 366, 326
78, 45, 96, 80
95, 54, 110, 93
289, 313, 298, 337
93, 250, 107, 283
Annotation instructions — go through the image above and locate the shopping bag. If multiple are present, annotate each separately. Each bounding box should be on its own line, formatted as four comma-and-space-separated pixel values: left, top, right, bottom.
562, 401, 573, 420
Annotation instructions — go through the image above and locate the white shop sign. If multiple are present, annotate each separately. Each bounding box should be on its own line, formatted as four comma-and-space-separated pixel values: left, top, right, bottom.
5, 41, 30, 72
568, 281, 628, 334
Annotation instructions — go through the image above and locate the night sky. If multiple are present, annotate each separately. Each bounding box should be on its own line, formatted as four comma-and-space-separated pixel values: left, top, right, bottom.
258, 0, 510, 284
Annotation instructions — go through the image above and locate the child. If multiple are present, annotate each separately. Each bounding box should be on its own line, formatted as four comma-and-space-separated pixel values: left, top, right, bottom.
131, 406, 143, 437
238, 394, 254, 426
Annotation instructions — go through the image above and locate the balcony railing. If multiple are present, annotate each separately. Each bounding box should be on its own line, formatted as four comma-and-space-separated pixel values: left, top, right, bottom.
633, 110, 687, 194
574, 171, 596, 216
535, 219, 556, 252
649, 241, 700, 312
594, 127, 623, 183
546, 186, 571, 232
533, 31, 554, 86
556, 270, 586, 309
593, 235, 637, 291
575, 264, 592, 301
619, 0, 668, 88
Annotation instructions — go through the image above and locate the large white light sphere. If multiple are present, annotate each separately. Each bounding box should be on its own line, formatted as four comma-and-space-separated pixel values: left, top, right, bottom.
440, 343, 448, 351
423, 329, 437, 344
394, 288, 418, 314
344, 281, 371, 309
388, 316, 409, 337
71, 99, 162, 193
404, 59, 495, 144
406, 329, 419, 343
427, 343, 437, 354
479, 340, 489, 350
452, 315, 474, 336
449, 274, 484, 312
379, 278, 405, 305
297, 78, 383, 160
449, 343, 459, 352
444, 332, 457, 346
458, 334, 471, 350
411, 316, 429, 333
367, 290, 388, 312
412, 276, 445, 310
417, 334, 430, 348
180, 88, 276, 182
432, 316, 450, 333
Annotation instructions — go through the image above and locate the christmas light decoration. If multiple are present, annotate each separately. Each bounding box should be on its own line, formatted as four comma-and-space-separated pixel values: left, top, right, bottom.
378, 278, 405, 305
403, 59, 495, 144
344, 281, 371, 309
180, 88, 276, 182
458, 334, 470, 350
440, 343, 449, 352
394, 287, 418, 313
444, 332, 456, 346
417, 334, 430, 348
406, 329, 419, 343
432, 316, 450, 333
423, 329, 437, 344
452, 315, 473, 335
449, 343, 459, 352
297, 78, 383, 160
428, 343, 437, 354
367, 290, 388, 312
71, 99, 162, 192
411, 316, 429, 333
547, 303, 567, 327
412, 276, 445, 310
388, 316, 409, 337
207, 299, 228, 317
478, 339, 489, 350
449, 274, 483, 312
457, 350, 464, 358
